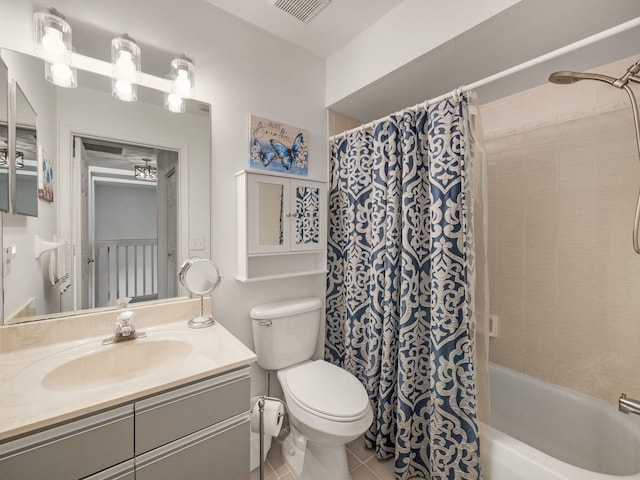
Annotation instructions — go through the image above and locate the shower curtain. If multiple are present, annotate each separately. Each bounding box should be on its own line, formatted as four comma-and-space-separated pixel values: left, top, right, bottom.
326, 92, 489, 480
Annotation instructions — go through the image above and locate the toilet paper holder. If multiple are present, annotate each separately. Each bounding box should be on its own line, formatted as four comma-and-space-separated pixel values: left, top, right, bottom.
256, 395, 287, 480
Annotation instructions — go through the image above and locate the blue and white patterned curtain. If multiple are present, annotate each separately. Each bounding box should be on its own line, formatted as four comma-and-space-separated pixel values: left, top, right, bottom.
326, 93, 483, 480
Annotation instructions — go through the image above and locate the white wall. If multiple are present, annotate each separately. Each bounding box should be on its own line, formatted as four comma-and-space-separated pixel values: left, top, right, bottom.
325, 0, 522, 106
94, 182, 156, 241
0, 0, 327, 395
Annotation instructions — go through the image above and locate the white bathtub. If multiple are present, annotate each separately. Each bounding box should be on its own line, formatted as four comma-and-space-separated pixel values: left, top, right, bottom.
480, 363, 640, 480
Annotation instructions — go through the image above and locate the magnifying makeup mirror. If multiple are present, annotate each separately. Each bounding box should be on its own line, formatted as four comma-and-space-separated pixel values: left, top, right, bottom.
178, 257, 222, 328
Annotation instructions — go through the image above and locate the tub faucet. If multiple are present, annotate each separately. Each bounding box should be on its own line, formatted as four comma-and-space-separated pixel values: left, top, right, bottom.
102, 310, 146, 345
619, 393, 640, 416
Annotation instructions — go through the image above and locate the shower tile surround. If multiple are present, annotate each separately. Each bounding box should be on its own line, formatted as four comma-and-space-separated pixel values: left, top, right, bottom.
482, 54, 640, 404
328, 109, 363, 136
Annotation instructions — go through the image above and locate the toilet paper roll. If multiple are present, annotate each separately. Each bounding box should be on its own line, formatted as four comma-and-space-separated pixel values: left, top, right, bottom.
250, 398, 284, 437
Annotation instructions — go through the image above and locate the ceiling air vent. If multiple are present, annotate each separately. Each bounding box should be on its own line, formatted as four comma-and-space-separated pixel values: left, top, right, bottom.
270, 0, 331, 24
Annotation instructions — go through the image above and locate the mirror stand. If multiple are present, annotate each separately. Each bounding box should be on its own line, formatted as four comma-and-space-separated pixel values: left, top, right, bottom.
178, 257, 222, 329
190, 294, 214, 329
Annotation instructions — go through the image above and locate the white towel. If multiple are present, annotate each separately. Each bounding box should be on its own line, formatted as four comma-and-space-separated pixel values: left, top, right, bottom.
56, 241, 71, 295
47, 240, 71, 294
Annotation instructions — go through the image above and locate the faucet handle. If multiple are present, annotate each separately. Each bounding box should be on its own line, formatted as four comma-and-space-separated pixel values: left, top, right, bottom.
117, 310, 135, 327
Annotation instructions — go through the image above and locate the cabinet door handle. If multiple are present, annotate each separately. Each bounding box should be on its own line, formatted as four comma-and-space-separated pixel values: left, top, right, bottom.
286, 213, 299, 218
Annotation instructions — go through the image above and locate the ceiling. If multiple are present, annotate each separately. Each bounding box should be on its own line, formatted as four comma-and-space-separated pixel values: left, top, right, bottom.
201, 0, 401, 58
327, 0, 640, 122
203, 0, 640, 124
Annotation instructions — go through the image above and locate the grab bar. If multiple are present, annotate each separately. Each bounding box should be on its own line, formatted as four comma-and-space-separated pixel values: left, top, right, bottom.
619, 393, 640, 416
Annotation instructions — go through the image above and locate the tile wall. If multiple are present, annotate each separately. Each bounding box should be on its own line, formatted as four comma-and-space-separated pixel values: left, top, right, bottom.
328, 109, 363, 137
481, 54, 640, 404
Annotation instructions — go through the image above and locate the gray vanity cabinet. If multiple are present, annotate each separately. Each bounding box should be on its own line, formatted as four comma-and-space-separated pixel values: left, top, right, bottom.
0, 367, 251, 480
135, 416, 248, 479
134, 368, 251, 479
0, 405, 134, 480
84, 460, 136, 480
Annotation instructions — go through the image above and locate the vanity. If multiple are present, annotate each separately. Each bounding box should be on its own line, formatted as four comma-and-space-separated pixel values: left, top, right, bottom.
0, 299, 256, 479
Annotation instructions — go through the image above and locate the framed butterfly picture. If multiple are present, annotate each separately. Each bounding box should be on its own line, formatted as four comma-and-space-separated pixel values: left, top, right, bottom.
249, 115, 309, 176
37, 144, 54, 202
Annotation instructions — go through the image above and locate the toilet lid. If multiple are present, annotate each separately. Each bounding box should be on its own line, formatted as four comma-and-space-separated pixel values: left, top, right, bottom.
285, 361, 370, 419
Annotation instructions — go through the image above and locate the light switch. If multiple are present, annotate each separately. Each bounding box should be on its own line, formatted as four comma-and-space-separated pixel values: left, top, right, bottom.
190, 236, 205, 250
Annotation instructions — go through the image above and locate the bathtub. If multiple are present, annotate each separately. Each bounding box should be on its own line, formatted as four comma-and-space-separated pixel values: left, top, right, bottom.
480, 363, 640, 480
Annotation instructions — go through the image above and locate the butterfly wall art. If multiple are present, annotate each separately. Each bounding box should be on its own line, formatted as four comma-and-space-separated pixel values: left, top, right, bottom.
249, 115, 309, 176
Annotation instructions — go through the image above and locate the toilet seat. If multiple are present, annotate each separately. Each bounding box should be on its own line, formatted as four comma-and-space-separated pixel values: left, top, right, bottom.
283, 360, 370, 422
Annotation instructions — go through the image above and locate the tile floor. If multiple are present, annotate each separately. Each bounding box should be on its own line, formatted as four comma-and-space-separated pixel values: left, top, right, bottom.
250, 430, 396, 480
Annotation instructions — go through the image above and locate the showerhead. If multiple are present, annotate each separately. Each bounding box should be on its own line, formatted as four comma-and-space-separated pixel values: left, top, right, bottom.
548, 70, 618, 86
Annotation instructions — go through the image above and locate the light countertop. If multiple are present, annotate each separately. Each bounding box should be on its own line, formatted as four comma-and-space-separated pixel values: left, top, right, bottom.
0, 302, 256, 442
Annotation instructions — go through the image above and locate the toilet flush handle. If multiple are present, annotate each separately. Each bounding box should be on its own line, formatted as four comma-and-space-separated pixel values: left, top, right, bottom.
257, 320, 272, 327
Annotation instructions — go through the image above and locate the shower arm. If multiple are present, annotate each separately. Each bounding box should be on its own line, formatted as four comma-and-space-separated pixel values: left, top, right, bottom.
621, 84, 640, 254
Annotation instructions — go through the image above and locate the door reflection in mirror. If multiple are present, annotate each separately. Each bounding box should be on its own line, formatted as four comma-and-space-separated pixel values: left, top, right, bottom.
77, 136, 178, 309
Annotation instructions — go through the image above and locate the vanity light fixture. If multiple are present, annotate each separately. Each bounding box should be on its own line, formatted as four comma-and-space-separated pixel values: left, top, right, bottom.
32, 10, 196, 110
111, 34, 141, 102
134, 159, 157, 181
34, 9, 77, 88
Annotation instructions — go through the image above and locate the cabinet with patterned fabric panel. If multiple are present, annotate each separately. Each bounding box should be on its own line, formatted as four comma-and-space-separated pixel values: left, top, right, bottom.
236, 170, 327, 282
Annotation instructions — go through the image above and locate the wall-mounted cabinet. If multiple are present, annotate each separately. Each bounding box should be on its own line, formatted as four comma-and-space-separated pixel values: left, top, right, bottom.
236, 170, 327, 282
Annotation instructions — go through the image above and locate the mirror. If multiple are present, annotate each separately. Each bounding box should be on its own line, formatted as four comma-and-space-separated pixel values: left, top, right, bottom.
257, 182, 284, 247
178, 257, 221, 328
1, 48, 211, 325
14, 86, 37, 217
0, 57, 7, 212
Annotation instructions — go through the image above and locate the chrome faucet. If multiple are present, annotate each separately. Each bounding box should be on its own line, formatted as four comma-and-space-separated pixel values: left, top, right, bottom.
102, 310, 146, 345
619, 393, 640, 416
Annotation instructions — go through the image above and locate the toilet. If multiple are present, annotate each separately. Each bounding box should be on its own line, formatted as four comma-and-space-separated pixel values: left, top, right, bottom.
251, 297, 373, 480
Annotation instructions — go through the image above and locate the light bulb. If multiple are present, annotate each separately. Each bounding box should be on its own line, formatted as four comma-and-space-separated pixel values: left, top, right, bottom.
174, 70, 191, 96
34, 10, 72, 61
41, 27, 66, 56
45, 61, 76, 88
114, 79, 134, 101
165, 92, 185, 113
170, 55, 194, 98
116, 51, 135, 77
51, 63, 72, 82
111, 35, 141, 83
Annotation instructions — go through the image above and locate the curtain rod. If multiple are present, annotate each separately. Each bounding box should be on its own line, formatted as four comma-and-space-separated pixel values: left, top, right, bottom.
329, 16, 640, 142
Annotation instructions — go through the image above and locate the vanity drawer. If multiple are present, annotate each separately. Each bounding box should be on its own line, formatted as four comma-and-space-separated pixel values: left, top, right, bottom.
135, 412, 249, 480
0, 405, 133, 480
134, 367, 250, 454
84, 459, 135, 480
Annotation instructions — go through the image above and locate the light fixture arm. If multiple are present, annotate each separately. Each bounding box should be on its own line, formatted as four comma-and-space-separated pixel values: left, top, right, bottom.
71, 52, 175, 93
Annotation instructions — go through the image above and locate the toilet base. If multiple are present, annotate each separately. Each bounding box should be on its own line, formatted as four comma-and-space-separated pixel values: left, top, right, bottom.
282, 429, 351, 480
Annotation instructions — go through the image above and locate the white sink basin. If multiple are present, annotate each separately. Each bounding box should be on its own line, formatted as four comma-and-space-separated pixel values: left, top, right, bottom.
42, 339, 193, 391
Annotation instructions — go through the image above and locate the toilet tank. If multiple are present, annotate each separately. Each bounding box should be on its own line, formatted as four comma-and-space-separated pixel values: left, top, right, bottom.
250, 297, 322, 371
